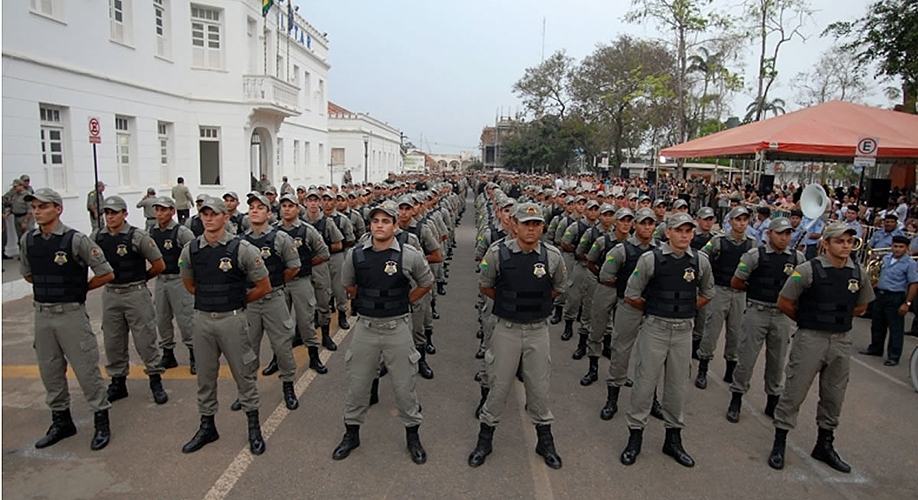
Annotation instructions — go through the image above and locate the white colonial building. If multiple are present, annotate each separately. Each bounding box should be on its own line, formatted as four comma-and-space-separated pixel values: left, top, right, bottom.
327, 102, 403, 185
2, 0, 335, 232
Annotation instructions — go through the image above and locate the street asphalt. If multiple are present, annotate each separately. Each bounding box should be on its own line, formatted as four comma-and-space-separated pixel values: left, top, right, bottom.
2, 196, 917, 500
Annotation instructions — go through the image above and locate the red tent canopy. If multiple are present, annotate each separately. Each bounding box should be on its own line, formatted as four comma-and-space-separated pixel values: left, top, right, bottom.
660, 101, 918, 162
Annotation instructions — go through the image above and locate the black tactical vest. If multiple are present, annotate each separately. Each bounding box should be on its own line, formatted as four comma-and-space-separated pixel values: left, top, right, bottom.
691, 232, 713, 251
244, 229, 285, 289
189, 216, 204, 237
796, 259, 861, 332
228, 212, 245, 234
27, 229, 88, 304
277, 223, 313, 277
150, 225, 181, 275
565, 220, 588, 252
644, 248, 699, 319
616, 241, 651, 298
311, 216, 334, 250
190, 238, 247, 312
713, 236, 753, 287
491, 243, 554, 322
96, 227, 147, 284
746, 247, 797, 304
490, 224, 507, 247
352, 245, 410, 318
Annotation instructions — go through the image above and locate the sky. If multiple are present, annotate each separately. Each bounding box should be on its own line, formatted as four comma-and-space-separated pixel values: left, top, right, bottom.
298, 0, 884, 155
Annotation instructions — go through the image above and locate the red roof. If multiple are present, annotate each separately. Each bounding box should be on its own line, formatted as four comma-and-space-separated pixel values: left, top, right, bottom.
328, 102, 353, 116
660, 101, 918, 162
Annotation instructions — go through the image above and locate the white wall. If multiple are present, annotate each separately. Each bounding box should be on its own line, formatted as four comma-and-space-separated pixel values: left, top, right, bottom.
328, 114, 403, 184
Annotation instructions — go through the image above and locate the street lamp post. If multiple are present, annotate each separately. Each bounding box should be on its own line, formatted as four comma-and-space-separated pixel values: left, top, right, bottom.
362, 134, 369, 183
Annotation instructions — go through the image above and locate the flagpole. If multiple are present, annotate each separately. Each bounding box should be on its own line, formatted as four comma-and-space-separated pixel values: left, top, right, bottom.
286, 1, 291, 81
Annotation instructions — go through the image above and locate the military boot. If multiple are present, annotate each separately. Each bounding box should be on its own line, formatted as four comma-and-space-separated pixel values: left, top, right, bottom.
321, 325, 338, 351
650, 391, 665, 420
467, 423, 494, 467
691, 337, 701, 360
811, 428, 851, 473
406, 425, 427, 464
424, 328, 436, 355
307, 346, 328, 374
602, 335, 612, 359
475, 386, 490, 419
436, 282, 447, 296
431, 298, 440, 319
535, 424, 562, 469
246, 410, 265, 455
338, 311, 350, 330
550, 305, 563, 325
475, 341, 486, 359
189, 348, 196, 375
417, 347, 434, 380
723, 360, 737, 383
726, 392, 743, 423
332, 424, 360, 460
695, 360, 708, 389
182, 414, 219, 453
768, 428, 788, 470
561, 320, 574, 341
261, 354, 279, 376
662, 428, 695, 467
149, 374, 169, 404
90, 409, 111, 451
107, 376, 128, 402
572, 334, 587, 360
764, 394, 780, 418
35, 409, 77, 449
282, 381, 299, 410
369, 378, 380, 406
620, 428, 643, 465
230, 398, 242, 411
580, 356, 599, 386
161, 348, 179, 369
600, 385, 620, 420
291, 329, 304, 348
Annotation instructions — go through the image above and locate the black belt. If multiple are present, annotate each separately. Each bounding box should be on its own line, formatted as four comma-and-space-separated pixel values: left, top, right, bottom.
877, 289, 906, 295
146, 217, 156, 220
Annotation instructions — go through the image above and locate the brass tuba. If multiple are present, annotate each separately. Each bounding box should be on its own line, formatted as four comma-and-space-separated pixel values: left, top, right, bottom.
866, 247, 918, 287
793, 184, 830, 248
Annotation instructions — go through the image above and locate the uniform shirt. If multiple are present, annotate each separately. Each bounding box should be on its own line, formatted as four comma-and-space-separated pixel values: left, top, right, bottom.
844, 219, 864, 239
475, 221, 506, 260
327, 211, 356, 245
8, 189, 30, 215
227, 211, 252, 235
734, 242, 805, 301
277, 218, 331, 260
876, 253, 918, 293
702, 231, 759, 280
598, 235, 656, 283
304, 212, 345, 247
171, 184, 193, 210
561, 218, 592, 256
585, 229, 626, 266
243, 226, 301, 286
344, 208, 367, 236
800, 217, 825, 247
779, 255, 874, 306
86, 190, 105, 213
578, 223, 615, 261
341, 237, 435, 295
407, 218, 440, 255
746, 217, 771, 243
624, 242, 716, 305
91, 223, 163, 285
178, 230, 269, 284
19, 223, 114, 291
478, 239, 567, 294
136, 197, 158, 219
152, 219, 196, 256
869, 227, 906, 249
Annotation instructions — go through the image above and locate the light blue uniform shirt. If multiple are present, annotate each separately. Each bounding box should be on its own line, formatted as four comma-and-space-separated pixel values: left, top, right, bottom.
876, 253, 918, 292
869, 228, 905, 249
800, 217, 825, 247
746, 218, 771, 244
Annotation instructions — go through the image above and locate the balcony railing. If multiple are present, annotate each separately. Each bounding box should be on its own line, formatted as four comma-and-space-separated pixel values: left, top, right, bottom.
242, 75, 300, 116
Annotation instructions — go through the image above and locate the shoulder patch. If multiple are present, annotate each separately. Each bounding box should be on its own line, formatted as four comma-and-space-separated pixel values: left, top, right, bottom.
480, 258, 489, 271
91, 247, 102, 257
791, 270, 802, 282
738, 261, 748, 271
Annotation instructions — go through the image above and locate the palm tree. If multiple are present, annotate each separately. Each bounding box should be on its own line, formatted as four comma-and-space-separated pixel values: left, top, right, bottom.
744, 97, 787, 122
688, 47, 723, 134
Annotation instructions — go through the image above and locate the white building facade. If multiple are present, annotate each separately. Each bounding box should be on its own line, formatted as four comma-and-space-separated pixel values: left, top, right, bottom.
327, 103, 403, 185
3, 0, 332, 232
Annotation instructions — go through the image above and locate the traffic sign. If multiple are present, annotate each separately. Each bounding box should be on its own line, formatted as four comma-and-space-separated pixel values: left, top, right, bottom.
854, 157, 876, 168
89, 117, 101, 144
856, 137, 878, 157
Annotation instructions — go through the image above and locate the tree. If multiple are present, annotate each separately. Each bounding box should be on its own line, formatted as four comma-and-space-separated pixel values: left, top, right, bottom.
512, 50, 575, 119
499, 116, 578, 173
825, 0, 918, 113
790, 45, 869, 106
744, 97, 786, 121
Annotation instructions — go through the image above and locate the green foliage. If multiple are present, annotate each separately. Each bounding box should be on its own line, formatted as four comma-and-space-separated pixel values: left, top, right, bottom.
466, 161, 484, 171
499, 116, 579, 174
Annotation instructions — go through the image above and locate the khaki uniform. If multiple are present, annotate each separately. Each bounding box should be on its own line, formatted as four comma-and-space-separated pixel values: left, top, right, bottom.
304, 213, 344, 326
586, 232, 628, 356
86, 191, 104, 232
698, 233, 758, 362
20, 223, 113, 412
179, 232, 268, 415
9, 189, 33, 241
341, 238, 434, 427
561, 219, 592, 327
278, 219, 329, 348
152, 221, 196, 351
327, 211, 356, 314
136, 197, 158, 232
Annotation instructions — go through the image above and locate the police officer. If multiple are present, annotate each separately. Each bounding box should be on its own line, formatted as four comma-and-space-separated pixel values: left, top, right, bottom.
21, 188, 114, 451
767, 222, 873, 473
619, 213, 715, 468
725, 217, 803, 423
94, 196, 169, 405
690, 206, 717, 358
179, 197, 270, 455
149, 196, 196, 374
223, 191, 250, 235
7, 178, 34, 242
136, 188, 158, 232
859, 234, 918, 366
323, 191, 356, 329
559, 197, 595, 343
185, 193, 209, 237
304, 189, 345, 347
332, 201, 433, 465
87, 181, 105, 232
696, 206, 756, 389
468, 202, 567, 470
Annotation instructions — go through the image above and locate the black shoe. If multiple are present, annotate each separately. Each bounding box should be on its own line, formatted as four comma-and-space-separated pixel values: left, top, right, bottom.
695, 360, 708, 389
369, 378, 380, 405
182, 415, 219, 453
161, 348, 179, 369
282, 381, 299, 410
468, 423, 494, 467
726, 392, 742, 423
600, 386, 620, 420
149, 374, 169, 405
691, 337, 701, 360
437, 282, 447, 296
476, 328, 483, 339
662, 428, 695, 467
475, 387, 490, 419
884, 358, 899, 366
89, 410, 111, 451
858, 348, 882, 357
246, 410, 266, 455
602, 335, 612, 360
338, 314, 351, 330
321, 325, 338, 351
406, 426, 427, 464
650, 393, 664, 421
811, 428, 851, 473
332, 424, 360, 460
307, 346, 328, 374
580, 357, 599, 386
432, 299, 440, 319
572, 334, 587, 360
425, 329, 436, 355
230, 398, 242, 411
550, 305, 563, 325
768, 429, 788, 470
473, 372, 482, 382
561, 320, 573, 341
189, 348, 196, 375
535, 424, 562, 469
35, 409, 77, 449
764, 394, 780, 418
624, 378, 633, 387
620, 428, 643, 466
417, 349, 434, 380
475, 343, 486, 359
723, 360, 737, 383
261, 355, 279, 376
107, 376, 128, 402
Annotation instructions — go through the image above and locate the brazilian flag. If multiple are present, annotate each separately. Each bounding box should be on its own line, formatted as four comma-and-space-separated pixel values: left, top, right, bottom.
262, 0, 273, 16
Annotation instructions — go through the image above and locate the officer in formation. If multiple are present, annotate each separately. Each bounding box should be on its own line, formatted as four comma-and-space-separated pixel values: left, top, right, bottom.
223, 191, 251, 235
332, 201, 433, 465
768, 222, 873, 473
184, 193, 209, 237
323, 191, 356, 330
724, 217, 804, 423
557, 195, 588, 341
303, 189, 345, 350
179, 197, 269, 456
690, 206, 717, 357
565, 200, 602, 360
20, 188, 114, 451
469, 202, 566, 470
149, 196, 197, 374
93, 196, 169, 405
